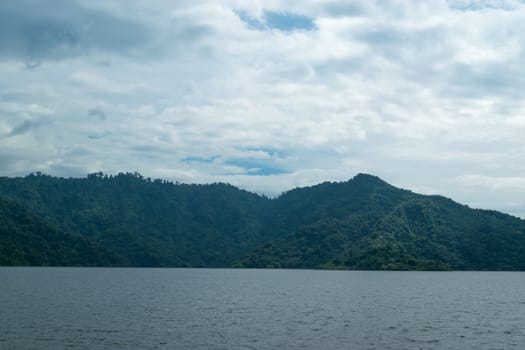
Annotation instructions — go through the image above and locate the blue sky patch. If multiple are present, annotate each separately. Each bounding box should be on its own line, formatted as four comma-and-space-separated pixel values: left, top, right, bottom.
448, 0, 516, 11
236, 11, 266, 30
264, 11, 316, 31
237, 10, 316, 32
225, 158, 289, 176
181, 155, 218, 164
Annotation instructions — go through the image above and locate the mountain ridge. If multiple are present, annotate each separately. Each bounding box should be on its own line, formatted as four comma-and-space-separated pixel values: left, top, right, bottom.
1, 172, 524, 270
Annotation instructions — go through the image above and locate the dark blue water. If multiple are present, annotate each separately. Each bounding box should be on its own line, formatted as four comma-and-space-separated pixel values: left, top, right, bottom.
1, 268, 524, 349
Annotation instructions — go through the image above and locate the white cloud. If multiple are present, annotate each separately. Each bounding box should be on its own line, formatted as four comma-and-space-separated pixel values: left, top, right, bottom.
456, 174, 525, 190
1, 0, 525, 217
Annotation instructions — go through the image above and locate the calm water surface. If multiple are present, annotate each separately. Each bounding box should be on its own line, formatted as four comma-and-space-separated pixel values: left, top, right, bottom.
1, 268, 524, 349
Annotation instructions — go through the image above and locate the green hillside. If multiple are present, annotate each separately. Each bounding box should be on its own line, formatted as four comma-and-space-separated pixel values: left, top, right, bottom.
0, 195, 119, 266
1, 172, 525, 270
0, 172, 271, 267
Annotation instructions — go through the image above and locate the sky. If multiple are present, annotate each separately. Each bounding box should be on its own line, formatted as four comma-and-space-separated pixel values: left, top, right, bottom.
1, 0, 525, 218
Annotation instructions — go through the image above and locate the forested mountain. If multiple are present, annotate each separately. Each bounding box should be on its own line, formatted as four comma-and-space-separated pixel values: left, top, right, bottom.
237, 175, 525, 270
0, 172, 270, 267
1, 172, 525, 270
0, 195, 119, 266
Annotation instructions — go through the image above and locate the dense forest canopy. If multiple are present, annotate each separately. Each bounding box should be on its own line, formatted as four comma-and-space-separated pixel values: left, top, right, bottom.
1, 172, 525, 270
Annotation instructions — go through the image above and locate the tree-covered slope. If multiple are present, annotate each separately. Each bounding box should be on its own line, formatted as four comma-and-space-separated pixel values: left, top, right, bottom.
0, 195, 120, 266
1, 172, 525, 270
237, 175, 525, 270
0, 172, 271, 267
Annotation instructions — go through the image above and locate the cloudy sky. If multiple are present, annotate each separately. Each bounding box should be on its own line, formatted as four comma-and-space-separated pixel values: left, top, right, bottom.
1, 0, 525, 217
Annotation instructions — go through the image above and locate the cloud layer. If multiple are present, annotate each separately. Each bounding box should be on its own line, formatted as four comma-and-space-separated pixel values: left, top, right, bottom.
1, 0, 525, 217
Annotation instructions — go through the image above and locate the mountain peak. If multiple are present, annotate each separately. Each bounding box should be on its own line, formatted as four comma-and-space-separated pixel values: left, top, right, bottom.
351, 173, 389, 186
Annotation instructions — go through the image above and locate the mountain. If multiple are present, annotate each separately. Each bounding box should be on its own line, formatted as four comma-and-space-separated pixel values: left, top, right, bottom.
0, 195, 119, 266
1, 172, 525, 270
0, 172, 270, 267
237, 174, 525, 270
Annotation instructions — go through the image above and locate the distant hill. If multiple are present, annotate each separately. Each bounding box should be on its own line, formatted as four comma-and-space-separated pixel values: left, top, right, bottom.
1, 172, 525, 270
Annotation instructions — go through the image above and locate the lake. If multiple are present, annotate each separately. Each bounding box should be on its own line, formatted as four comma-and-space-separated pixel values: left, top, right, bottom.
1, 268, 524, 349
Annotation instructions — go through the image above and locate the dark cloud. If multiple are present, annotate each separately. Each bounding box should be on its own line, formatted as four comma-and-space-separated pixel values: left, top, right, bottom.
87, 132, 111, 140
322, 2, 367, 17
8, 119, 45, 136
436, 62, 525, 99
88, 107, 106, 121
171, 24, 212, 42
0, 0, 152, 65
